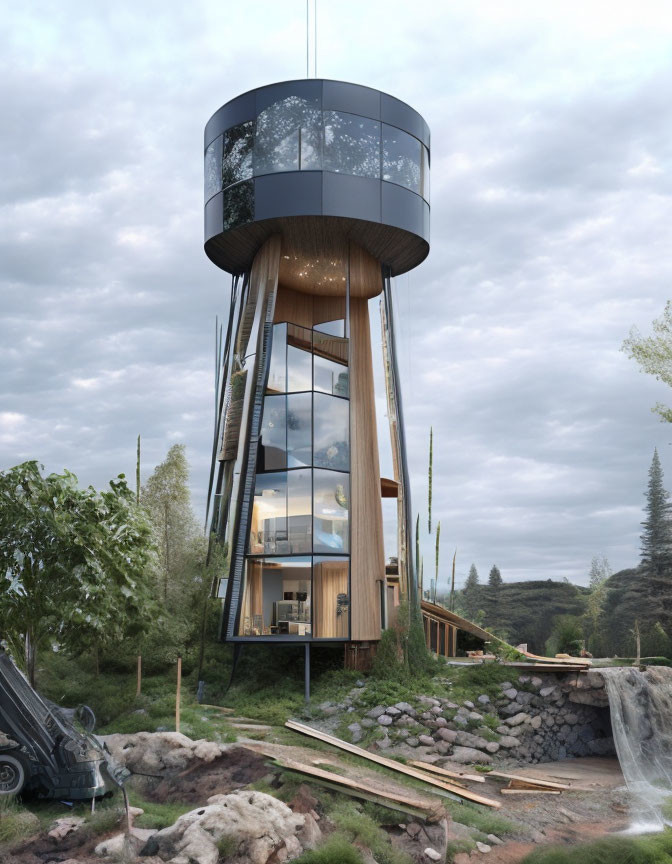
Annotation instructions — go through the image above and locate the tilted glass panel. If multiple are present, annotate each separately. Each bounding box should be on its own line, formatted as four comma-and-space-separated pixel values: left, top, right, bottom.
313, 331, 349, 398
314, 319, 345, 338
323, 111, 381, 179
259, 395, 287, 472
313, 556, 349, 638
267, 323, 287, 394
286, 392, 312, 469
313, 469, 349, 554
382, 124, 422, 196
204, 135, 223, 202
222, 180, 254, 232
249, 471, 287, 555
287, 325, 313, 392
287, 468, 312, 554
254, 95, 322, 175
421, 143, 430, 202
313, 393, 349, 472
222, 121, 253, 188
238, 556, 312, 636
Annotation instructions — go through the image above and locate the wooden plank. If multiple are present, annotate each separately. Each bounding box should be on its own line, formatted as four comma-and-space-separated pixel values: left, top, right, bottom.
349, 296, 384, 641
285, 721, 501, 809
200, 704, 235, 714
488, 771, 570, 790
409, 761, 485, 784
500, 788, 561, 796
272, 755, 444, 821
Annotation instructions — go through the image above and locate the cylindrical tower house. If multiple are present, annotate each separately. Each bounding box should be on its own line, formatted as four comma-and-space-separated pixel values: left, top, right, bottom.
204, 79, 429, 668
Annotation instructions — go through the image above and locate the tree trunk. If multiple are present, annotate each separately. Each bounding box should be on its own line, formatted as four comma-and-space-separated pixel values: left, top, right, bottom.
25, 628, 36, 688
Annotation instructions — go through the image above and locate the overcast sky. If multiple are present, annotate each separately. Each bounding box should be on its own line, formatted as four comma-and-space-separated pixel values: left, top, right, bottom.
2, 1, 672, 590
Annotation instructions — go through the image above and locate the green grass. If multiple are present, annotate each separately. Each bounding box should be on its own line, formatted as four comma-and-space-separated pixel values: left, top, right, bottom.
0, 797, 39, 847
127, 788, 194, 830
293, 832, 365, 864
521, 831, 672, 864
446, 801, 516, 837
326, 799, 413, 864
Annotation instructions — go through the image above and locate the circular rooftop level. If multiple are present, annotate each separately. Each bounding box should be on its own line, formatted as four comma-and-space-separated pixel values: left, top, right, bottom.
204, 79, 430, 276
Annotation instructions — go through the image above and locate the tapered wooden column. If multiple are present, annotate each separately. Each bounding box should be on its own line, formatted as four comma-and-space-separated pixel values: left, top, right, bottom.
349, 295, 384, 640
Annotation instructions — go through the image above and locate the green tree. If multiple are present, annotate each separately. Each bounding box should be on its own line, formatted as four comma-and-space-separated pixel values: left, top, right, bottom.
488, 564, 502, 588
0, 462, 154, 684
141, 444, 198, 604
640, 449, 672, 581
462, 564, 481, 619
588, 555, 611, 589
623, 301, 672, 422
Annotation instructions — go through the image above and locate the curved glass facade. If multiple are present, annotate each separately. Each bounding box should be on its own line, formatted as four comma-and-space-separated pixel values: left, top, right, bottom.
238, 318, 351, 638
205, 101, 430, 205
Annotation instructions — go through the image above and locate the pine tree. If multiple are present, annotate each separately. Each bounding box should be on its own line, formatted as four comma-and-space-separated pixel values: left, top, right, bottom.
641, 448, 672, 581
488, 564, 502, 588
462, 564, 480, 619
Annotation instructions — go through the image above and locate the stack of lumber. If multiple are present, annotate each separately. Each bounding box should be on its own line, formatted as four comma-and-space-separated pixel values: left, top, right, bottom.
284, 720, 500, 809
487, 770, 571, 796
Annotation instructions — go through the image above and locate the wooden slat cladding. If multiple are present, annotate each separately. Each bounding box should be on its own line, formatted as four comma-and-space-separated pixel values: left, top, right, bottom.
349, 296, 384, 641
273, 285, 345, 329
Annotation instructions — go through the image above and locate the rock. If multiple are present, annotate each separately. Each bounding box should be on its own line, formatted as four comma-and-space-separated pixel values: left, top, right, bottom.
504, 712, 529, 727
455, 731, 489, 750
530, 715, 542, 729
378, 714, 393, 726
500, 702, 525, 716
496, 726, 509, 735
499, 681, 513, 690
377, 736, 392, 749
437, 728, 458, 743
568, 688, 609, 707
477, 841, 492, 852
485, 741, 500, 753
443, 701, 459, 710
446, 746, 492, 765
48, 816, 86, 840
430, 705, 443, 715
356, 679, 365, 687
142, 791, 306, 864
517, 692, 533, 705
502, 688, 518, 700
347, 723, 363, 743
395, 702, 416, 715
530, 677, 543, 689
418, 735, 435, 747
406, 737, 420, 747
434, 716, 448, 727
289, 784, 319, 814
498, 736, 520, 748
477, 694, 490, 705
539, 686, 556, 698
360, 717, 375, 728
518, 675, 530, 684
101, 731, 226, 776
299, 812, 322, 850
487, 834, 503, 845
565, 713, 578, 725
453, 715, 468, 726
468, 711, 483, 722
367, 705, 386, 718
95, 834, 144, 858
397, 715, 421, 729
406, 822, 422, 837
424, 848, 442, 861
386, 706, 402, 718
463, 700, 475, 709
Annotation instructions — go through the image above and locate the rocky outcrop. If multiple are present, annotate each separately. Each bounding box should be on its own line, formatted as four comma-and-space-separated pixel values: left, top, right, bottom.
139, 790, 314, 864
100, 731, 225, 776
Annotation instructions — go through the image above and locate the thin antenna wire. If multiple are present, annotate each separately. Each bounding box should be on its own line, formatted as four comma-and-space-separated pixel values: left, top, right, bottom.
306, 0, 309, 78
314, 0, 317, 77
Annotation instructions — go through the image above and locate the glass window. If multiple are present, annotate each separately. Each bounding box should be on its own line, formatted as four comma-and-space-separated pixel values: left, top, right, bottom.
204, 135, 223, 202
313, 469, 349, 553
286, 393, 312, 469
287, 468, 312, 554
287, 325, 312, 392
222, 121, 253, 188
238, 556, 312, 636
383, 125, 422, 195
266, 323, 287, 394
313, 393, 349, 472
259, 395, 287, 471
313, 557, 349, 638
421, 144, 430, 201
323, 111, 381, 179
250, 472, 287, 555
222, 180, 253, 232
314, 319, 345, 337
254, 95, 322, 176
314, 331, 349, 398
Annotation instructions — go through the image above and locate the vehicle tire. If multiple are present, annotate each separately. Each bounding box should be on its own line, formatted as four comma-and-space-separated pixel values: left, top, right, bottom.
0, 753, 26, 795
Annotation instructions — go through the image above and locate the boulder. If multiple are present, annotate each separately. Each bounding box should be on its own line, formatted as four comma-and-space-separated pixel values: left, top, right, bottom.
498, 736, 520, 748
347, 723, 363, 743
502, 688, 518, 700
141, 791, 307, 864
418, 735, 435, 747
437, 728, 458, 743
504, 713, 529, 727
446, 746, 493, 765
367, 706, 386, 719
394, 702, 416, 716
477, 695, 490, 705
386, 706, 402, 718
101, 732, 225, 776
378, 715, 393, 726
485, 742, 500, 754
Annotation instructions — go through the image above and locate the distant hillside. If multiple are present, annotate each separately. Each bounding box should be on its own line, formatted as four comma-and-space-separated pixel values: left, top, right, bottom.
446, 579, 590, 653
599, 566, 672, 656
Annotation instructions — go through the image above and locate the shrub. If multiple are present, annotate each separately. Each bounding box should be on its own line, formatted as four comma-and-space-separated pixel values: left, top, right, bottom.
293, 833, 364, 864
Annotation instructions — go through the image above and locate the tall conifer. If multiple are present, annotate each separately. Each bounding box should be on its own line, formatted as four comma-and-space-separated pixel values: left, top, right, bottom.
641, 448, 672, 580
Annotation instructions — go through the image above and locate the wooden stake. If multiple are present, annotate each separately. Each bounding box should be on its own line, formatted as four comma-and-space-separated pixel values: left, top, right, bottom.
176, 656, 182, 733
488, 770, 570, 790
136, 655, 142, 698
285, 720, 500, 808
